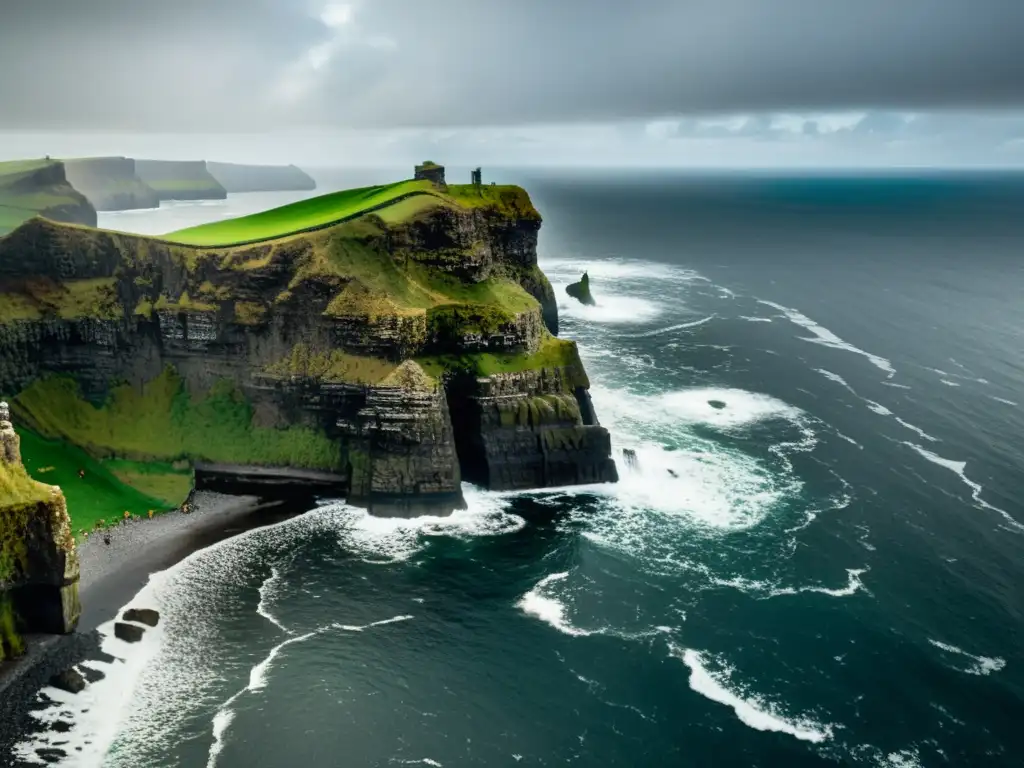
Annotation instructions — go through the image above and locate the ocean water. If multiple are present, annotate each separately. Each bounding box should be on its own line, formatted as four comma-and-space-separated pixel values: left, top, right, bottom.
16, 169, 1024, 767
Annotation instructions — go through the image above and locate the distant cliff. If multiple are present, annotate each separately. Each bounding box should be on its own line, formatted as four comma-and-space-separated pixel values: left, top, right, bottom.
0, 160, 96, 237
207, 162, 317, 193
135, 160, 227, 202
63, 157, 160, 212
0, 403, 80, 663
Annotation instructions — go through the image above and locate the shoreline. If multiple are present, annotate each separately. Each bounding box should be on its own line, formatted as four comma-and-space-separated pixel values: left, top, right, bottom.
0, 490, 317, 766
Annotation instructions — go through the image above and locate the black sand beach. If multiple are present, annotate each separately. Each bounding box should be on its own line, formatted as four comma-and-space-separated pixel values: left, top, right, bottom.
0, 491, 316, 766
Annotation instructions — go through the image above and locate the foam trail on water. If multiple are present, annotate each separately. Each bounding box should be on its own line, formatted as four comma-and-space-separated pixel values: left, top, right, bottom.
759, 299, 896, 378
257, 566, 289, 633
903, 442, 1024, 532
739, 316, 773, 323
928, 640, 1006, 676
671, 646, 835, 743
814, 369, 939, 442
713, 568, 868, 599
990, 396, 1018, 406
621, 315, 716, 338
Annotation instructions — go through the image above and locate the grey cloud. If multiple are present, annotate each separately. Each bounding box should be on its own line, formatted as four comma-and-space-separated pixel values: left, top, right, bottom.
2, 1, 1024, 131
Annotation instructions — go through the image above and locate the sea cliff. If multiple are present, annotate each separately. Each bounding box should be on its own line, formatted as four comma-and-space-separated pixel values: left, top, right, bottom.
0, 175, 615, 515
0, 160, 96, 237
135, 160, 228, 202
63, 157, 161, 211
207, 162, 317, 194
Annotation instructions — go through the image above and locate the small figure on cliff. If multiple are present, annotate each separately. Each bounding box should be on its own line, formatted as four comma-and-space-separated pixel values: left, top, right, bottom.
78, 468, 85, 479
566, 272, 597, 306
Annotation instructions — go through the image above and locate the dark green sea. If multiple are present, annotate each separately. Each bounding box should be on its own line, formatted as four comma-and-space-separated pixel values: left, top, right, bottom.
16, 170, 1024, 767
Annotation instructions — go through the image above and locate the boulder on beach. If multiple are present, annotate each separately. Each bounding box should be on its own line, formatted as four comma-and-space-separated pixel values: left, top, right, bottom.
49, 669, 86, 694
123, 608, 160, 627
114, 622, 145, 643
566, 271, 596, 306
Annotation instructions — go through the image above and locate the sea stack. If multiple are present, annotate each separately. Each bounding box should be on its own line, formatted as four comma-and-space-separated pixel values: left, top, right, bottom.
566, 271, 597, 306
0, 402, 81, 661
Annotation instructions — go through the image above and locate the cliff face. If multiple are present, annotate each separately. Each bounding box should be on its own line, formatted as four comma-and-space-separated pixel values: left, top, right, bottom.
135, 160, 228, 201
1, 407, 80, 661
0, 185, 614, 514
207, 162, 317, 194
63, 157, 161, 211
0, 160, 97, 237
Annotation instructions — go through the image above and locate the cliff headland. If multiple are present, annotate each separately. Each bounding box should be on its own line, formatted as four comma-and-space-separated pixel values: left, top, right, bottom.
0, 164, 616, 520
207, 161, 317, 193
0, 160, 96, 237
63, 157, 161, 212
134, 159, 228, 202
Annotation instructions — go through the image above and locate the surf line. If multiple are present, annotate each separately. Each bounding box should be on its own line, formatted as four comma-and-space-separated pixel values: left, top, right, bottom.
205, 615, 414, 767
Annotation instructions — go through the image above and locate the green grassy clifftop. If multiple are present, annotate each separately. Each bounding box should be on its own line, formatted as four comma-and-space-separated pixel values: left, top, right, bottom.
63, 157, 160, 211
207, 162, 317, 193
0, 171, 613, 516
0, 159, 97, 236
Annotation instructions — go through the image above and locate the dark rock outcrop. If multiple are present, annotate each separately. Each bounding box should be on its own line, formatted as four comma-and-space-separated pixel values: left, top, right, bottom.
122, 608, 159, 627
113, 622, 144, 643
566, 272, 596, 306
1, 408, 80, 660
207, 162, 317, 193
708, 399, 726, 410
63, 157, 160, 211
48, 668, 85, 694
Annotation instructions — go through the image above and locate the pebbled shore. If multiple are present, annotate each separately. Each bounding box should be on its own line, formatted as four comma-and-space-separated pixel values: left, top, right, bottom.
0, 491, 315, 766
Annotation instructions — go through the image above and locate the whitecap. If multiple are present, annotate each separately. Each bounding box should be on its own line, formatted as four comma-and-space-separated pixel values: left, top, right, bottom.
672, 647, 835, 743
864, 400, 892, 416
758, 299, 896, 378
539, 256, 699, 284
928, 639, 1006, 676
940, 380, 961, 388
516, 573, 597, 637
739, 316, 772, 323
990, 396, 1017, 406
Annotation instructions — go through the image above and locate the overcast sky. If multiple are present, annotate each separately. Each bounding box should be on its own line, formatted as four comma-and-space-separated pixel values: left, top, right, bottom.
3, 1, 1024, 167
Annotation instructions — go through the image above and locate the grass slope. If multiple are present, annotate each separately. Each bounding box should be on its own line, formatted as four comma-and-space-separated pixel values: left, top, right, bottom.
166, 179, 435, 245
0, 159, 90, 235
17, 429, 183, 534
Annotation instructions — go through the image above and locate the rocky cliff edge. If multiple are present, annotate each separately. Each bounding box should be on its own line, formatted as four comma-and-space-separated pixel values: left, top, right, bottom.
0, 181, 616, 515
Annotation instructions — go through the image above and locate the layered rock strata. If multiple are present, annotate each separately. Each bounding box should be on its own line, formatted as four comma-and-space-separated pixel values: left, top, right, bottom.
0, 182, 615, 515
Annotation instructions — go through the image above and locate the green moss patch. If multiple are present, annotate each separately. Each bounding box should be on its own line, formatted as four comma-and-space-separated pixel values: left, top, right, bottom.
418, 334, 588, 384
14, 367, 341, 471
265, 344, 399, 385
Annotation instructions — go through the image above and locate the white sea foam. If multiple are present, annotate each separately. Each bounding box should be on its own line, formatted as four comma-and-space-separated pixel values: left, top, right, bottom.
657, 387, 807, 431
332, 487, 526, 564
864, 400, 892, 416
928, 639, 1006, 676
517, 572, 597, 637
881, 382, 912, 390
814, 368, 856, 393
893, 417, 938, 443
257, 566, 289, 633
539, 256, 699, 284
713, 568, 868, 599
903, 442, 1024, 532
556, 290, 663, 324
739, 316, 773, 323
621, 315, 716, 337
990, 396, 1018, 406
758, 299, 896, 377
940, 379, 961, 388
672, 647, 835, 743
